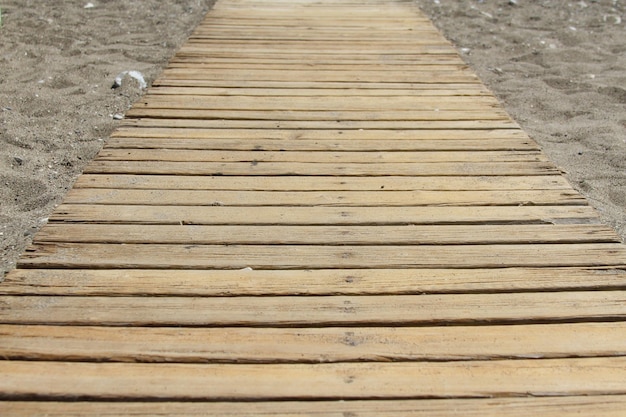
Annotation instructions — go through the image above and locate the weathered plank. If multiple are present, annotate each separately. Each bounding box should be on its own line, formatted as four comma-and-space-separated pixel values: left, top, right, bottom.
120, 117, 520, 129
133, 95, 501, 110
17, 243, 626, 269
2, 292, 626, 326
160, 68, 478, 83
125, 109, 510, 122
171, 55, 468, 65
31, 224, 617, 246
2, 323, 626, 363
83, 161, 557, 176
3, 267, 626, 296
110, 127, 532, 140
2, 358, 626, 399
73, 175, 570, 191
62, 189, 584, 206
95, 150, 546, 163
146, 85, 489, 96
3, 397, 626, 417
48, 204, 600, 225
105, 137, 539, 151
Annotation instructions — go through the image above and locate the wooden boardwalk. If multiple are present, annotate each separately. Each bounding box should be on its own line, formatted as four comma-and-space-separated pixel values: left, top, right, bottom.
2, 0, 626, 414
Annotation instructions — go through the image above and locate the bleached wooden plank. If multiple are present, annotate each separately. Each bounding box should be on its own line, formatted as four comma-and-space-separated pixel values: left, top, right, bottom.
104, 137, 538, 152
82, 161, 557, 176
2, 358, 626, 399
4, 267, 625, 296
2, 292, 626, 326
125, 109, 510, 122
185, 35, 451, 43
61, 189, 584, 207
146, 86, 489, 96
17, 243, 626, 270
95, 150, 545, 163
160, 68, 477, 83
48, 204, 599, 225
120, 117, 519, 130
2, 323, 626, 363
135, 94, 501, 110
167, 55, 460, 66
152, 78, 493, 89
110, 127, 531, 140
73, 175, 570, 191
171, 55, 466, 65
3, 396, 626, 417
34, 224, 615, 245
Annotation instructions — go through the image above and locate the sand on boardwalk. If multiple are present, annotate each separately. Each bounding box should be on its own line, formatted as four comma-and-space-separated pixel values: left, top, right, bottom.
0, 0, 624, 277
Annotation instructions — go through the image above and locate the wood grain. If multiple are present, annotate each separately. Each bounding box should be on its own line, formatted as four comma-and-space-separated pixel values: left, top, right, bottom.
4, 0, 626, 411
2, 358, 626, 399
3, 397, 626, 417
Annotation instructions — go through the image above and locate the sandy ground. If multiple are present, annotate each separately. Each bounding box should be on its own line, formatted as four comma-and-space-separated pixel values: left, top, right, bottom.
0, 0, 216, 277
417, 0, 625, 239
0, 0, 624, 277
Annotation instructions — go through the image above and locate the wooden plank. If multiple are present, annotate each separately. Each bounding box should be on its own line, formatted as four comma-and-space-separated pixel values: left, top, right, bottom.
2, 292, 626, 326
120, 118, 519, 130
184, 39, 450, 46
152, 78, 494, 89
47, 204, 600, 225
82, 161, 557, 176
17, 243, 626, 270
171, 55, 467, 65
61, 189, 584, 207
2, 322, 626, 363
3, 396, 626, 417
203, 10, 429, 16
72, 175, 571, 191
146, 86, 489, 96
160, 68, 478, 83
199, 17, 433, 24
3, 267, 626, 296
2, 358, 626, 399
104, 137, 539, 152
189, 26, 439, 33
168, 55, 458, 64
185, 35, 452, 43
135, 95, 501, 110
172, 45, 451, 53
191, 17, 436, 24
95, 150, 546, 163
167, 55, 460, 66
33, 224, 616, 245
110, 127, 532, 140
125, 109, 511, 121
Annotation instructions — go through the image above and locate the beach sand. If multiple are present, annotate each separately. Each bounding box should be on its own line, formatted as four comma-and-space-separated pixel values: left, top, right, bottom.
417, 0, 625, 239
0, 0, 624, 277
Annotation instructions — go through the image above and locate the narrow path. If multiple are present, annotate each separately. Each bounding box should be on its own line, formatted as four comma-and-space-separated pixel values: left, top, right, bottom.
2, 0, 626, 414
